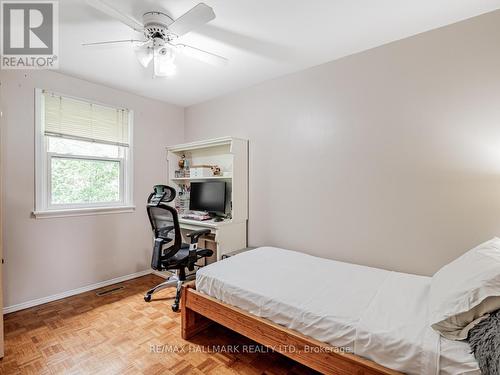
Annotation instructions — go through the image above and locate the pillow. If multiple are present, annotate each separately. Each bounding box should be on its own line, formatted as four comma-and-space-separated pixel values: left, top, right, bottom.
429, 237, 500, 340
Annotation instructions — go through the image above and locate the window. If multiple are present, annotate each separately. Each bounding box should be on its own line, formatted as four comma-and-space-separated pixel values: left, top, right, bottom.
34, 89, 134, 217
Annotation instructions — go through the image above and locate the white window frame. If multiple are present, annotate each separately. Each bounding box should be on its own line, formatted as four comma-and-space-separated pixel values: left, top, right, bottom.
33, 88, 135, 218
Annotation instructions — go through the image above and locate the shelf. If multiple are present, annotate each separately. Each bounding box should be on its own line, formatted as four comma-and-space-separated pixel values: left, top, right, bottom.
166, 136, 241, 153
178, 218, 233, 229
171, 176, 232, 182
166, 137, 247, 227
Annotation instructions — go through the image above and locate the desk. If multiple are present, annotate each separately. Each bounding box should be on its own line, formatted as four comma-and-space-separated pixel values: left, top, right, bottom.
167, 137, 248, 261
178, 219, 247, 261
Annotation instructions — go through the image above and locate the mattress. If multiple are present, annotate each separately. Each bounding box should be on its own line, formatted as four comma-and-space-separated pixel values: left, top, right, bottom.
196, 247, 479, 375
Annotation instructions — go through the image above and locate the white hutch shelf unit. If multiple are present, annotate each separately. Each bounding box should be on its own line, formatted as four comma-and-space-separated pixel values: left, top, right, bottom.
166, 137, 248, 260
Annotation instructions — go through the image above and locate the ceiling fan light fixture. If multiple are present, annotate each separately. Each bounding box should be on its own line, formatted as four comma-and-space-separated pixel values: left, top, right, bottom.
135, 46, 153, 67
154, 47, 177, 77
83, 1, 228, 75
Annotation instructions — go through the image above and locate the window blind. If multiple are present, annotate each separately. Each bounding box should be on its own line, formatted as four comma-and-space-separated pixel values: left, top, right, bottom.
43, 90, 130, 147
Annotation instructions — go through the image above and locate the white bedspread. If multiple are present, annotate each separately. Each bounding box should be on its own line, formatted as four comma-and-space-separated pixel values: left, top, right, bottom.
196, 247, 479, 375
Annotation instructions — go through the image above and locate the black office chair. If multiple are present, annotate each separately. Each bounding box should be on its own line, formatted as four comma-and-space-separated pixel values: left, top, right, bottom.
144, 185, 213, 311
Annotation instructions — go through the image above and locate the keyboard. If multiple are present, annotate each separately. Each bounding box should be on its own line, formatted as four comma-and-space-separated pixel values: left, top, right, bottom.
182, 214, 211, 221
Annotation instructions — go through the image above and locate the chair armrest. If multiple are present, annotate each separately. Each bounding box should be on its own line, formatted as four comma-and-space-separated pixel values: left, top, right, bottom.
186, 229, 211, 244
151, 238, 166, 270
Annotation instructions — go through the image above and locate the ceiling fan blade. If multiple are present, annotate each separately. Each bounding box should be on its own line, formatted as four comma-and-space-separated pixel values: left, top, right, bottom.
174, 43, 228, 67
168, 3, 215, 37
86, 0, 143, 32
82, 39, 146, 47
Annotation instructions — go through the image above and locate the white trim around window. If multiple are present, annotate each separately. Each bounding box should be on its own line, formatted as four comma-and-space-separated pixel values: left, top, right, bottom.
34, 88, 135, 218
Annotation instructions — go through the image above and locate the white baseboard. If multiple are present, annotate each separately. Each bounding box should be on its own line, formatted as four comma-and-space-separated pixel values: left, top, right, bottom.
151, 270, 172, 279
3, 269, 153, 314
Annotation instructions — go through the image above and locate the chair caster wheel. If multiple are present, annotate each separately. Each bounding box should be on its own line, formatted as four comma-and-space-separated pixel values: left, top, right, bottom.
172, 304, 179, 312
144, 294, 152, 302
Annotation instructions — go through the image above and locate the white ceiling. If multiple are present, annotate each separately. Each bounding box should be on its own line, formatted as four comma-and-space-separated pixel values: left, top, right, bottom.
60, 0, 500, 106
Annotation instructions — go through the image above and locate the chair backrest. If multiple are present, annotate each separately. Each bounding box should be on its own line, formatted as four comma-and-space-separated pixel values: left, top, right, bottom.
146, 202, 182, 270
147, 185, 176, 206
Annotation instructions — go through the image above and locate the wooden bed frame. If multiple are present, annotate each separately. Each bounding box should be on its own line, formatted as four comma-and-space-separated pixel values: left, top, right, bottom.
181, 282, 402, 375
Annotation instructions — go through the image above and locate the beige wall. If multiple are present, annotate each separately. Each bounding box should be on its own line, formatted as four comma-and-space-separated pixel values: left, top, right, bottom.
185, 11, 500, 275
2, 10, 500, 310
0, 70, 184, 308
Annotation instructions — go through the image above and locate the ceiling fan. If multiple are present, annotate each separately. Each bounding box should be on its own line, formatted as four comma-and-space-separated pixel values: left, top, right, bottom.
83, 0, 228, 77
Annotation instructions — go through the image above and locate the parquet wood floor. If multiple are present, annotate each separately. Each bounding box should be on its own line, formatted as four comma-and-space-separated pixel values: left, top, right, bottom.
0, 275, 317, 375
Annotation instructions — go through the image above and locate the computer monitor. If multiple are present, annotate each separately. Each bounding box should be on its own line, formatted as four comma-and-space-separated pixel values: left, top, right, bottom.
189, 181, 226, 214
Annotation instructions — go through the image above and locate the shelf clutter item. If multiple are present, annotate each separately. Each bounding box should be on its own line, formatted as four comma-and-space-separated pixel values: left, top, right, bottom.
211, 165, 221, 176
174, 163, 223, 179
190, 165, 214, 178
182, 211, 212, 221
175, 169, 190, 178
175, 185, 190, 214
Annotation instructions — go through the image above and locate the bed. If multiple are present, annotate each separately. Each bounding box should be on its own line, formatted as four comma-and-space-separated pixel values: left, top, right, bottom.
181, 247, 480, 375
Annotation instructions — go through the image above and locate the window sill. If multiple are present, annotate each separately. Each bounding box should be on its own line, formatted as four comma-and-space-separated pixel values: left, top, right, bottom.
32, 205, 136, 219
